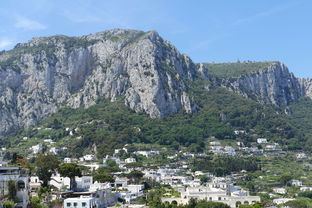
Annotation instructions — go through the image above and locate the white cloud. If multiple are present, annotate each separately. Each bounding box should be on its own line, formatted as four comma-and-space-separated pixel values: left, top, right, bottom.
63, 11, 102, 23
15, 16, 46, 30
0, 38, 14, 50
232, 2, 297, 26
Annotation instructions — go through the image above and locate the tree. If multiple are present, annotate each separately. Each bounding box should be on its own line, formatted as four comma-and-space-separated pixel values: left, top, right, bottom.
51, 118, 62, 129
195, 201, 230, 208
30, 196, 44, 208
93, 174, 115, 183
58, 163, 82, 191
35, 154, 60, 187
106, 158, 117, 167
199, 175, 209, 185
2, 201, 14, 208
298, 191, 312, 199
239, 203, 264, 208
127, 170, 144, 183
279, 174, 292, 186
8, 180, 16, 201
11, 153, 22, 164
284, 198, 312, 208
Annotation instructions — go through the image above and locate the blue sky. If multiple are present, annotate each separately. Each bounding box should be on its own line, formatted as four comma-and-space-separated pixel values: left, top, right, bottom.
0, 0, 311, 77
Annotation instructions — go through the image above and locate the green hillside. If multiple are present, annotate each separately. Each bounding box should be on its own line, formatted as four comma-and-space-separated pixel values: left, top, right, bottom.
288, 97, 312, 141
2, 79, 307, 158
203, 61, 278, 79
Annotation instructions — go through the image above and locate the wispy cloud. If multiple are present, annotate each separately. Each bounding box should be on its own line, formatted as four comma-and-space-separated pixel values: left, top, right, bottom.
232, 2, 297, 26
15, 16, 47, 30
62, 11, 102, 23
0, 38, 14, 50
62, 9, 131, 28
190, 33, 230, 52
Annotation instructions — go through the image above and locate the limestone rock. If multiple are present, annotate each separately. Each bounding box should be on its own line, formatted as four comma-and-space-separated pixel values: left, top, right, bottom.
0, 29, 197, 136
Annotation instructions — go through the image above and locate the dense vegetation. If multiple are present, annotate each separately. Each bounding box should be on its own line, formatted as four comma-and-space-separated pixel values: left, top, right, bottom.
203, 61, 278, 78
3, 76, 309, 158
191, 156, 260, 176
288, 97, 312, 141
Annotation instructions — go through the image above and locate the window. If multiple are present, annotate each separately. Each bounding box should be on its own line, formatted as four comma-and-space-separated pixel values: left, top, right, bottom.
74, 203, 78, 207
67, 203, 71, 207
82, 202, 87, 207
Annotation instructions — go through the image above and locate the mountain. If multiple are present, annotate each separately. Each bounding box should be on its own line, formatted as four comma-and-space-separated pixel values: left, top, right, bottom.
0, 29, 203, 136
204, 62, 312, 106
1, 29, 312, 154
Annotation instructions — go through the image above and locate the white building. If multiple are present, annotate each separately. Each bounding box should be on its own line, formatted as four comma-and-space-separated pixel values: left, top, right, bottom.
272, 187, 287, 194
273, 198, 294, 205
234, 130, 246, 135
49, 147, 58, 155
300, 187, 312, 191
296, 153, 307, 159
64, 196, 97, 208
30, 144, 43, 154
134, 150, 160, 158
125, 158, 136, 164
83, 154, 95, 161
224, 146, 236, 156
265, 144, 278, 151
257, 138, 268, 144
64, 158, 72, 163
291, 179, 303, 187
162, 185, 260, 208
210, 141, 221, 146
76, 176, 93, 191
0, 167, 30, 208
29, 176, 41, 192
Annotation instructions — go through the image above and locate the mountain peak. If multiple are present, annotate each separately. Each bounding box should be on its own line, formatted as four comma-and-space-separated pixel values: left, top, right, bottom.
0, 29, 197, 136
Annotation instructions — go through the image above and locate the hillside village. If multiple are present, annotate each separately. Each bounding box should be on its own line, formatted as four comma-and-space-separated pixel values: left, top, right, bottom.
1, 125, 312, 208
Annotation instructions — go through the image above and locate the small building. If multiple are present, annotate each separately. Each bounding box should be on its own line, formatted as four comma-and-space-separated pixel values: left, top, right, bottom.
29, 176, 41, 192
257, 138, 268, 144
291, 179, 303, 187
83, 154, 95, 161
234, 130, 246, 135
64, 158, 72, 163
273, 198, 294, 205
125, 158, 136, 164
265, 144, 278, 151
49, 147, 58, 155
64, 196, 96, 208
209, 141, 221, 146
296, 153, 307, 159
272, 187, 287, 194
300, 187, 312, 191
30, 144, 43, 154
134, 151, 160, 158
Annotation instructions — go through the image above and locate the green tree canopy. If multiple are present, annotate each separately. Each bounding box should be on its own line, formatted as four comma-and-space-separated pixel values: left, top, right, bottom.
58, 163, 82, 191
35, 154, 60, 187
2, 201, 14, 208
93, 173, 115, 183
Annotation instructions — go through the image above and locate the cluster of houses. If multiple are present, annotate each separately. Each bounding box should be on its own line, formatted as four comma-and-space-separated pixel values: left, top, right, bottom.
207, 136, 292, 157
159, 175, 260, 208
3, 133, 311, 208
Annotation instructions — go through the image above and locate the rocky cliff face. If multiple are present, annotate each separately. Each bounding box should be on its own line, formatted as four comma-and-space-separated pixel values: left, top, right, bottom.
215, 62, 305, 106
0, 29, 198, 136
298, 78, 312, 99
0, 29, 311, 137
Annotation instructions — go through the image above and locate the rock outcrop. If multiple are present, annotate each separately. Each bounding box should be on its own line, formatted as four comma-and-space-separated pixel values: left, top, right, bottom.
0, 29, 198, 136
0, 29, 311, 137
216, 62, 305, 106
298, 78, 312, 99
